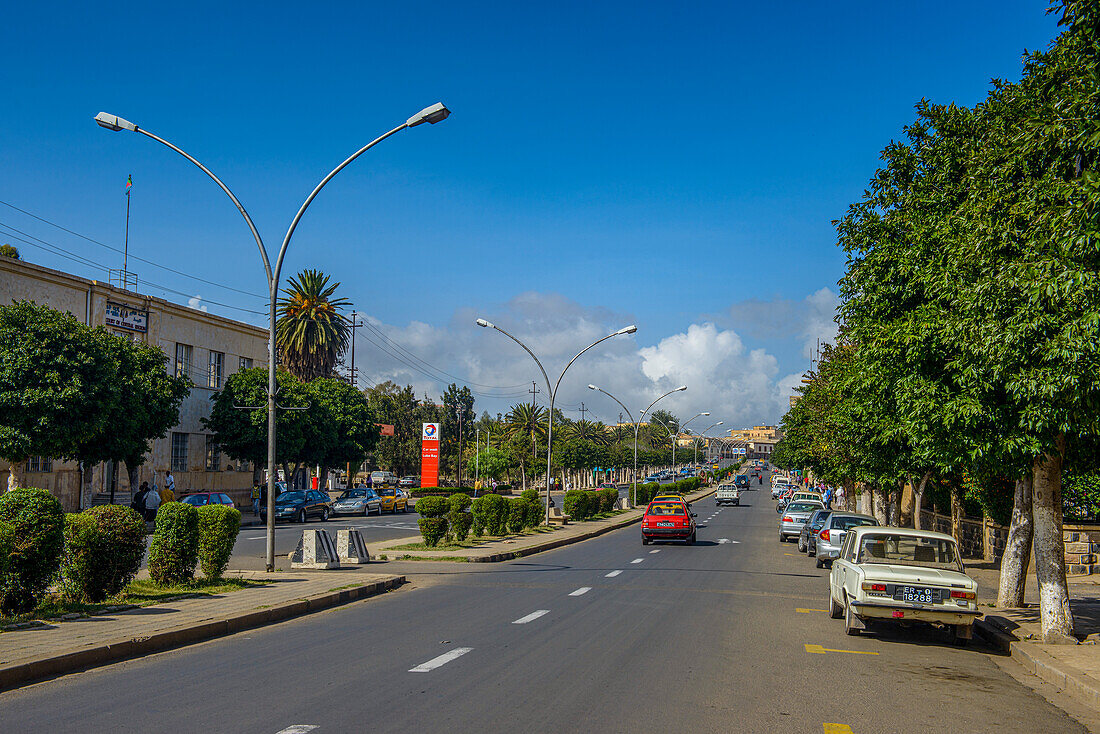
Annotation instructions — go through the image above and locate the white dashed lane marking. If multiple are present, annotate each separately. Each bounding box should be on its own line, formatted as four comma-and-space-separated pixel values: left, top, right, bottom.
630, 558, 644, 564
649, 549, 660, 554
605, 570, 623, 577
409, 647, 474, 672
569, 587, 591, 596
275, 727, 318, 734
512, 610, 551, 624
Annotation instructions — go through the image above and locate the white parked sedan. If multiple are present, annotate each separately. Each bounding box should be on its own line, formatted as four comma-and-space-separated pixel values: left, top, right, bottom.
829, 526, 980, 644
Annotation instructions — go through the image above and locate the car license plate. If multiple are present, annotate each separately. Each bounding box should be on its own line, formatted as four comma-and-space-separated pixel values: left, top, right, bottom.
656, 522, 674, 527
895, 586, 933, 604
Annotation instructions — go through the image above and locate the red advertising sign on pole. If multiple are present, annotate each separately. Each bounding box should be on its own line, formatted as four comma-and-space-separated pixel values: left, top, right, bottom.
421, 422, 440, 488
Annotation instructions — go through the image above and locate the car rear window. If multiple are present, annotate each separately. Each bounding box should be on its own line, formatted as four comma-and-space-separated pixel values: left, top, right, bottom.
831, 516, 877, 531
647, 502, 686, 516
856, 533, 962, 571
786, 502, 822, 513
279, 491, 305, 503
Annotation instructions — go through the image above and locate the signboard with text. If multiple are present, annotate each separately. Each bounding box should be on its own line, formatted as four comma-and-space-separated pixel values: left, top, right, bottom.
105, 301, 148, 333
421, 422, 440, 488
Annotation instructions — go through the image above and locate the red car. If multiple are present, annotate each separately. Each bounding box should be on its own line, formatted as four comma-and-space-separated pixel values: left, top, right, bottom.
641, 499, 697, 545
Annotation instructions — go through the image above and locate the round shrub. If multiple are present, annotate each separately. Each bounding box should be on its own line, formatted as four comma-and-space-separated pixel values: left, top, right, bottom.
470, 496, 486, 537
524, 496, 543, 528
60, 505, 146, 603
481, 494, 508, 535
0, 521, 13, 583
599, 487, 617, 513
196, 504, 241, 580
447, 493, 473, 542
507, 498, 527, 533
521, 488, 539, 504
417, 517, 449, 547
0, 487, 65, 614
563, 490, 589, 521
147, 502, 198, 585
415, 495, 449, 518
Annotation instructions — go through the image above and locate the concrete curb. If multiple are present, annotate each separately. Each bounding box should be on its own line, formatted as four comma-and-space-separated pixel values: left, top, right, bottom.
0, 575, 405, 693
460, 485, 718, 563
974, 617, 1100, 714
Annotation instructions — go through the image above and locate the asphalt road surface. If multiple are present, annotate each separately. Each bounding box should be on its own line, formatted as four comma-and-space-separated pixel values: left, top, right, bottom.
3, 470, 1085, 733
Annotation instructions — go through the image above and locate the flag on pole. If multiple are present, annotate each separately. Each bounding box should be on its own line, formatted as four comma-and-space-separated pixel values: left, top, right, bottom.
125, 174, 132, 193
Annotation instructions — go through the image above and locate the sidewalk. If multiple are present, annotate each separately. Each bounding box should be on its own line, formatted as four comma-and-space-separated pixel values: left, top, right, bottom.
369, 484, 718, 563
965, 560, 1100, 715
0, 569, 404, 692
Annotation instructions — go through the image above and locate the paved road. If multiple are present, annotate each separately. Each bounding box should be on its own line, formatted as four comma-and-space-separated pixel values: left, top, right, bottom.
2, 470, 1085, 733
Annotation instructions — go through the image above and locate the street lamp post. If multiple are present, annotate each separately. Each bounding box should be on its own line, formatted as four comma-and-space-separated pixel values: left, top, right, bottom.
96, 104, 450, 571
588, 385, 686, 506
664, 411, 708, 474
476, 319, 636, 523
696, 421, 724, 466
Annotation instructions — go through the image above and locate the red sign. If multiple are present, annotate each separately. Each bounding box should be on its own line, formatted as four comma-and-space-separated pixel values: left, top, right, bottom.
376, 424, 395, 437
421, 422, 440, 488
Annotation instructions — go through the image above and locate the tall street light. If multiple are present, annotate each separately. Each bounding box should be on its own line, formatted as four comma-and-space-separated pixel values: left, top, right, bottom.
698, 421, 724, 465
588, 384, 686, 506
96, 104, 450, 571
476, 319, 636, 523
675, 411, 709, 472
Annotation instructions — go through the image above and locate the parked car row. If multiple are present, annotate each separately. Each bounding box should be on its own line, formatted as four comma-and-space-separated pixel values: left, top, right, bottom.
777, 490, 981, 645
259, 486, 412, 523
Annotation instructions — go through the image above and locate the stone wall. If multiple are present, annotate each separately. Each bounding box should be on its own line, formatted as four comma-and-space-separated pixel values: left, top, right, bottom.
1064, 525, 1100, 576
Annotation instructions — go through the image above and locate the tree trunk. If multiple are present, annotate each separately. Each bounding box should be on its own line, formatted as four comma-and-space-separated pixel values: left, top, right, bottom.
125, 461, 140, 500
900, 476, 916, 527
871, 485, 888, 525
844, 480, 855, 512
890, 480, 904, 525
859, 484, 872, 515
950, 484, 964, 548
1032, 437, 1076, 643
80, 460, 96, 511
7, 458, 25, 493
912, 472, 930, 531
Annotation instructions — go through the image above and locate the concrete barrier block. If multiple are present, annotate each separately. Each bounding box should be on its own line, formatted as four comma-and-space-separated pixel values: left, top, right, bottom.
290, 529, 340, 569
335, 528, 370, 564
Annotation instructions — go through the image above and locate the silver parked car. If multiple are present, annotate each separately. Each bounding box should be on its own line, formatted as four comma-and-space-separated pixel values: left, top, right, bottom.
778, 500, 824, 542
812, 512, 878, 568
330, 488, 383, 516
797, 509, 832, 553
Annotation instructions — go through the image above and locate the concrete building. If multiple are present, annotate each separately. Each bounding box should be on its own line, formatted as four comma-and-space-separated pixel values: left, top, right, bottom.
1, 257, 267, 511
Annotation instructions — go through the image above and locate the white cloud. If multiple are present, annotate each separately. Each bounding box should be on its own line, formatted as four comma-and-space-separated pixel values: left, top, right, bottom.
187, 295, 208, 312
353, 290, 834, 427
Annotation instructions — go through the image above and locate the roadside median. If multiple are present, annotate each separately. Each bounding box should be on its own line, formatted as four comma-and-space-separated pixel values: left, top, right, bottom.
0, 570, 404, 693
374, 483, 718, 563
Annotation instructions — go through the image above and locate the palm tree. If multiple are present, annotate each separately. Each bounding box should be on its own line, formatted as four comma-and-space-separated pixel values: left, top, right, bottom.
276, 269, 351, 381
505, 403, 548, 490
561, 419, 612, 446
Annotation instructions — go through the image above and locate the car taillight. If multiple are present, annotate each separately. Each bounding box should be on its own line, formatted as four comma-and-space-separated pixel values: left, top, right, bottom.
818, 529, 830, 541
861, 582, 887, 592
950, 590, 976, 600
782, 516, 793, 522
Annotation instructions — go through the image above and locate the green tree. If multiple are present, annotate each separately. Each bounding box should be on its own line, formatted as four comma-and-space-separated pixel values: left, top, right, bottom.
0, 244, 19, 259
275, 269, 351, 381
302, 378, 380, 481
467, 446, 510, 483
440, 384, 475, 485
0, 302, 118, 493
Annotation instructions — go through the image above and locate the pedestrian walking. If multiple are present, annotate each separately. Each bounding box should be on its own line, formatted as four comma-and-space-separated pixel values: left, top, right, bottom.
164, 470, 176, 498
251, 484, 261, 515
131, 482, 150, 515
144, 480, 162, 522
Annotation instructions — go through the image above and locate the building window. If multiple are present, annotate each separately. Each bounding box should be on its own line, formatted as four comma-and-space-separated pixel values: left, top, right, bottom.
28, 456, 52, 472
175, 343, 193, 382
205, 436, 221, 472
239, 356, 253, 370
208, 350, 225, 389
171, 432, 189, 472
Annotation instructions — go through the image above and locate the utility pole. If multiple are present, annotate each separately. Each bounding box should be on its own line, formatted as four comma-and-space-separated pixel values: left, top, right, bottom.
348, 311, 364, 386
578, 402, 588, 421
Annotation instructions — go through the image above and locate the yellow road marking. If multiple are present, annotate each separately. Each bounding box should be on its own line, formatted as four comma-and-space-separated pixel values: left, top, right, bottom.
805, 643, 879, 656
783, 553, 795, 556
796, 608, 828, 613
824, 725, 854, 734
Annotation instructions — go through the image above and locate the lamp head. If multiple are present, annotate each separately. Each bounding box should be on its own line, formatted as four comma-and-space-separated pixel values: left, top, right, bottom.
716, 421, 724, 425
94, 112, 136, 132
587, 384, 599, 391
702, 411, 710, 416
475, 318, 494, 329
615, 324, 638, 335
676, 385, 688, 392
407, 102, 451, 127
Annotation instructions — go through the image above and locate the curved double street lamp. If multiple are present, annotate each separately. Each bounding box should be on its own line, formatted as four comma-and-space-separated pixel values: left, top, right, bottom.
476, 319, 637, 523
96, 104, 451, 571
587, 384, 687, 507
697, 421, 725, 465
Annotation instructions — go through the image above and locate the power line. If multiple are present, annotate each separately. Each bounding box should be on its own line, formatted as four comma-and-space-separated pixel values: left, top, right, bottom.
0, 225, 266, 315
0, 200, 266, 300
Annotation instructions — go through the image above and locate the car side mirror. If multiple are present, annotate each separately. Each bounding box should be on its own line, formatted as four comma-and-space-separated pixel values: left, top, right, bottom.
776, 504, 784, 513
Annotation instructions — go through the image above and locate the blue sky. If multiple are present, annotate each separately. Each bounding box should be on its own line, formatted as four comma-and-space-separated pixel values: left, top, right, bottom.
0, 1, 1060, 425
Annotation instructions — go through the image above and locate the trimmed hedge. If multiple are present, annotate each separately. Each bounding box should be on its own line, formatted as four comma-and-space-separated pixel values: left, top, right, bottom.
507, 498, 527, 533
0, 521, 12, 586
416, 496, 450, 546
147, 502, 199, 585
448, 493, 472, 542
563, 490, 591, 521
196, 504, 241, 580
411, 486, 476, 498
0, 487, 65, 614
60, 505, 146, 603
480, 494, 508, 535
521, 489, 543, 528
470, 496, 486, 537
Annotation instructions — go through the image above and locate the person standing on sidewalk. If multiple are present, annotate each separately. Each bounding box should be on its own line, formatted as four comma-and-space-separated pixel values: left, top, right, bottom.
132, 482, 150, 515
164, 470, 176, 500
250, 484, 261, 515
144, 481, 162, 522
